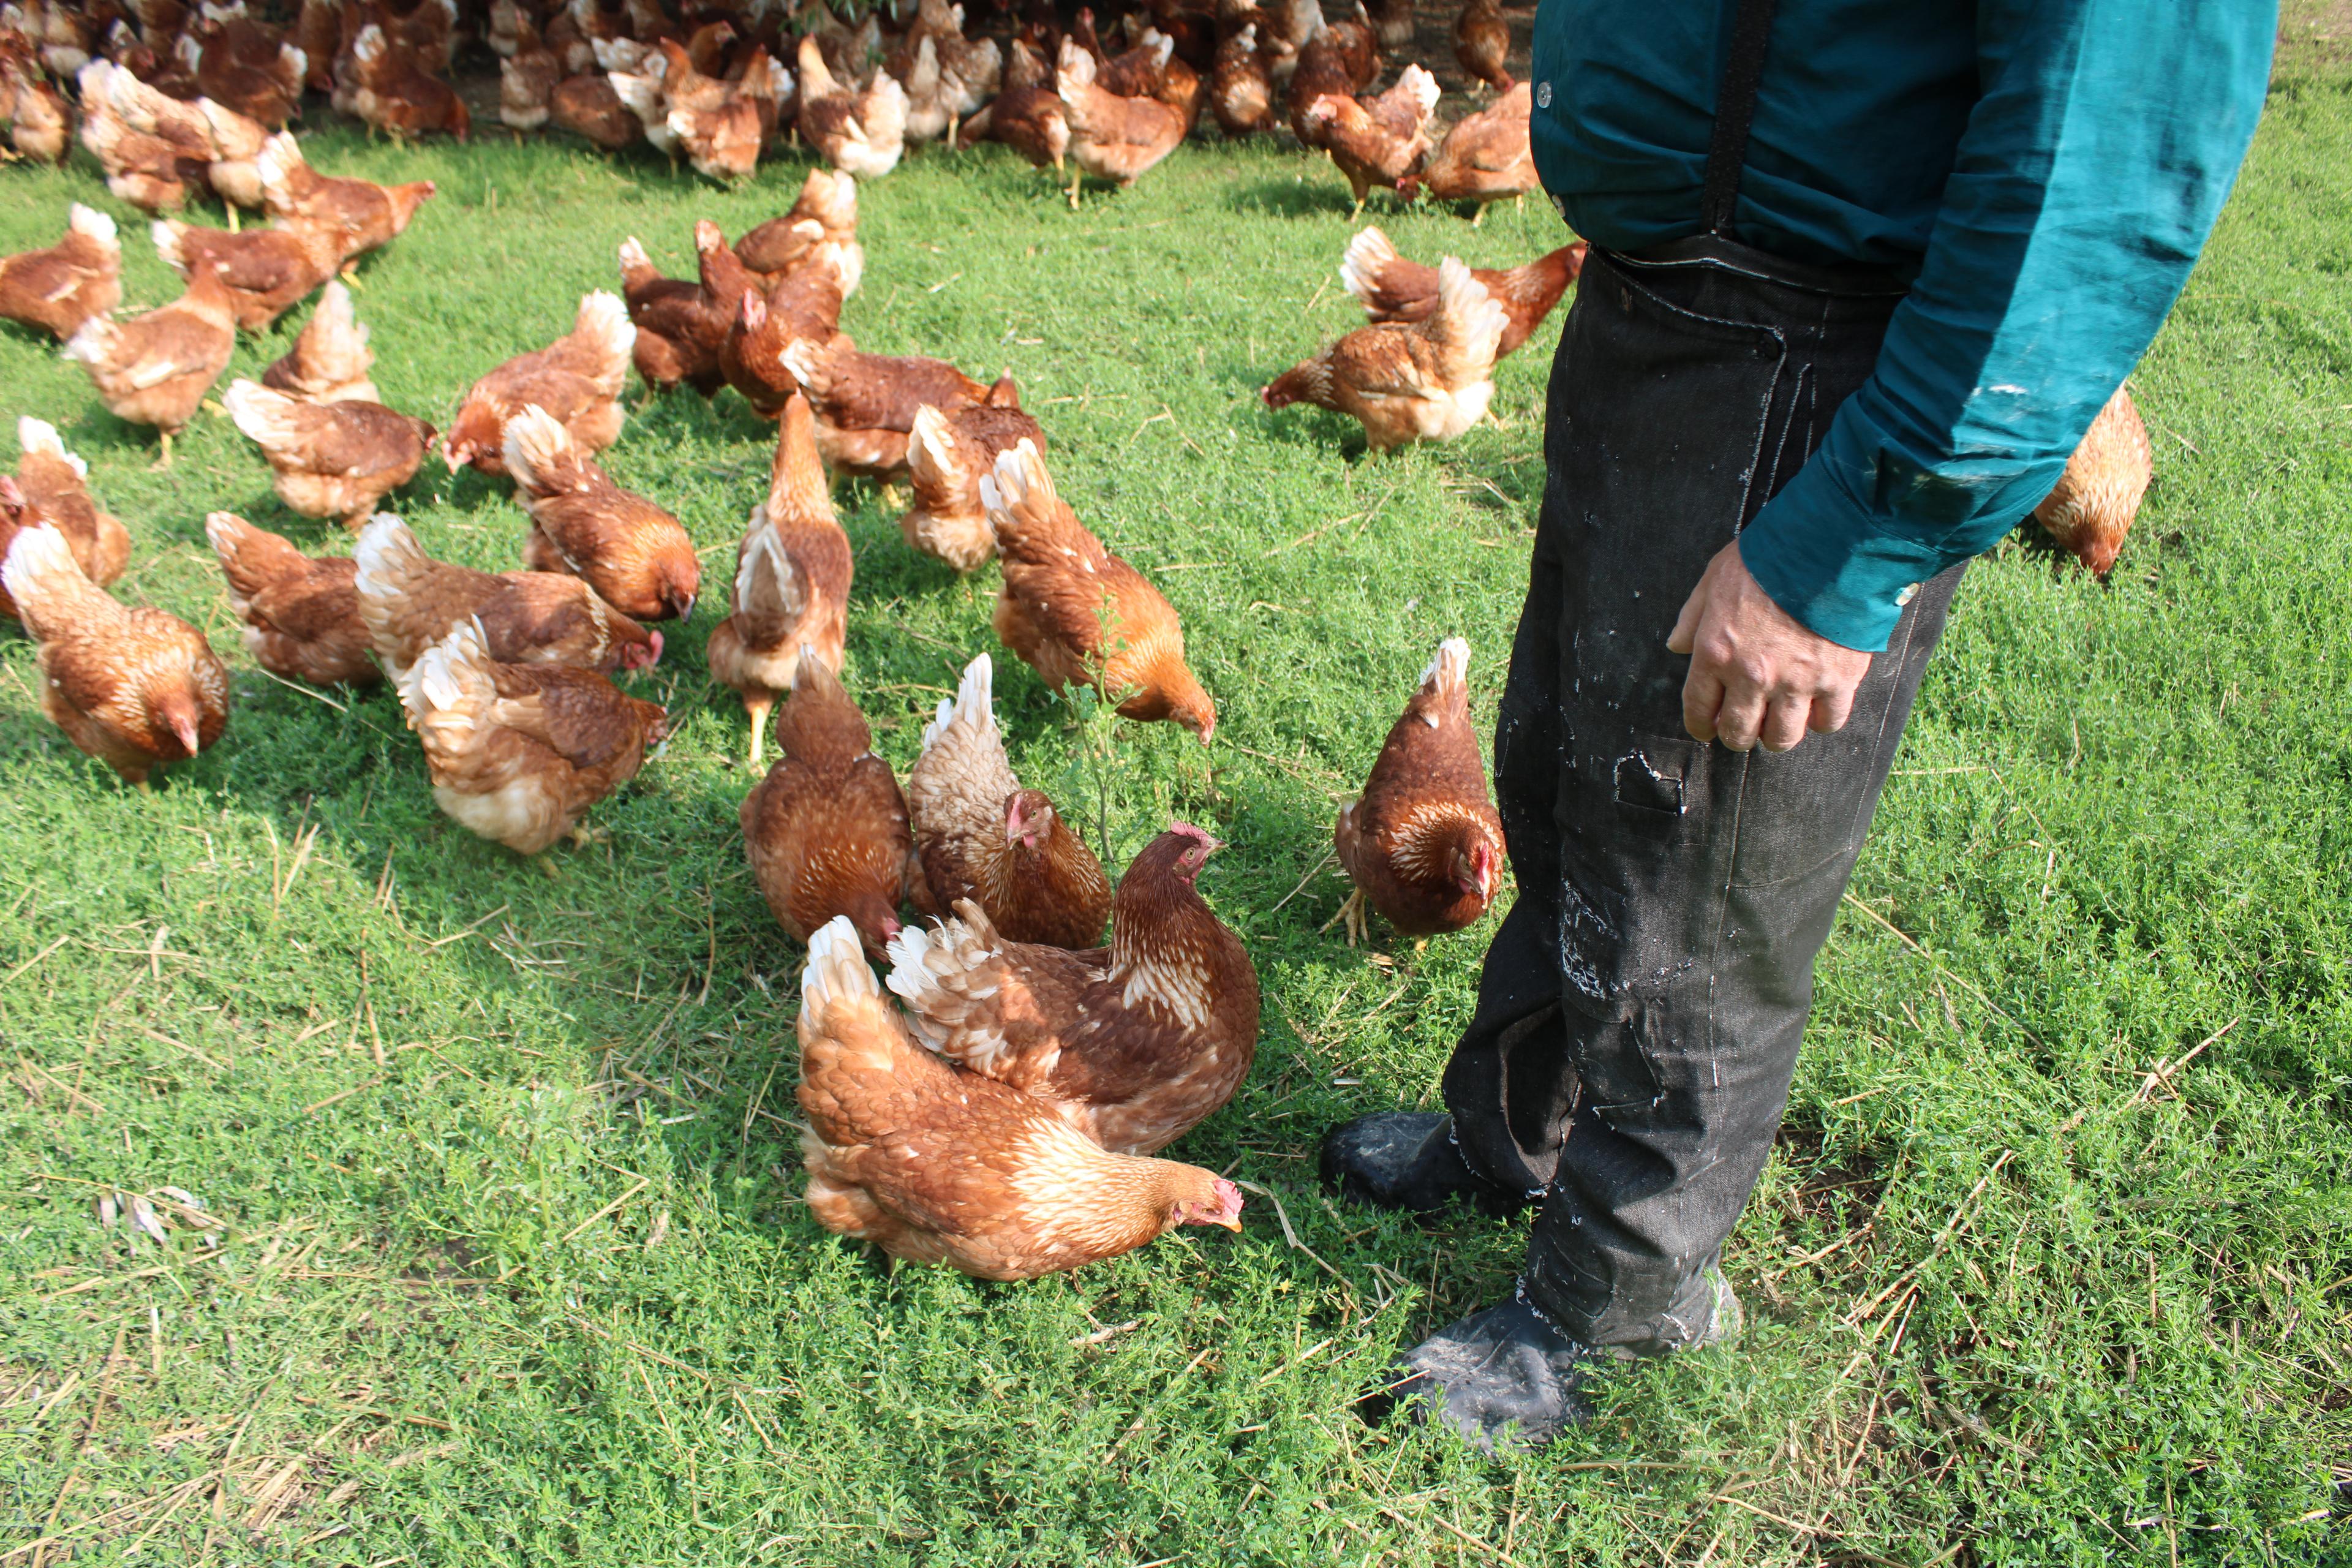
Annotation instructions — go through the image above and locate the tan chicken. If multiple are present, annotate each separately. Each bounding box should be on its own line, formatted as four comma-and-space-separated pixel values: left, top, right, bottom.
63, 260, 238, 467
349, 21, 470, 140
782, 334, 994, 480
258, 134, 438, 260
1, 47, 71, 165
2, 421, 129, 620
734, 167, 863, 295
1209, 23, 1273, 136
796, 916, 1245, 1281
901, 399, 1047, 573
0, 206, 121, 343
707, 395, 853, 765
908, 652, 1113, 949
442, 290, 634, 476
739, 648, 914, 959
194, 97, 276, 211
796, 35, 908, 180
1057, 39, 1185, 205
192, 12, 307, 126
1299, 65, 1439, 214
353, 512, 660, 677
887, 823, 1260, 1155
617, 219, 755, 396
1452, 0, 1510, 90
1333, 637, 1505, 943
222, 379, 434, 526
720, 250, 849, 421
2, 522, 229, 784
2034, 386, 2153, 577
205, 512, 381, 687
1262, 255, 1506, 451
152, 216, 349, 333
502, 404, 699, 622
1399, 80, 1537, 217
1341, 224, 1584, 358
393, 618, 669, 855
982, 440, 1217, 742
263, 280, 379, 404
499, 12, 562, 132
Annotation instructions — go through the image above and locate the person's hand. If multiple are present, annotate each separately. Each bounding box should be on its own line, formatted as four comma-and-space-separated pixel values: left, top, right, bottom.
1666, 541, 1874, 753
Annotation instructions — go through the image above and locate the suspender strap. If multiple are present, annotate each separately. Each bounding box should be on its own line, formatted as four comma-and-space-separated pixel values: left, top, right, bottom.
1700, 0, 1781, 235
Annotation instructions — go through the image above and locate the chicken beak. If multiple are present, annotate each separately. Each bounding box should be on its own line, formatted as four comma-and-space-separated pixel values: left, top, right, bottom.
170, 714, 202, 757
1213, 1213, 1242, 1232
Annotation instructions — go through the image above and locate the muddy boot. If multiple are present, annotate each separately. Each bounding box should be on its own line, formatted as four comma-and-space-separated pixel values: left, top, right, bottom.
1319, 1112, 1534, 1218
1362, 1300, 1596, 1451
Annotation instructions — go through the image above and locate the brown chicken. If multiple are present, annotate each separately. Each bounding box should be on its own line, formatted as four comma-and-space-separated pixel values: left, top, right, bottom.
394, 617, 669, 854
77, 74, 199, 213
707, 396, 853, 764
796, 35, 908, 180
907, 652, 1113, 948
192, 12, 307, 126
194, 97, 276, 211
2, 421, 129, 620
263, 280, 379, 403
796, 916, 1245, 1280
982, 440, 1217, 742
499, 12, 562, 132
741, 647, 914, 959
1209, 23, 1273, 135
901, 399, 1047, 572
1333, 636, 1504, 944
502, 404, 699, 622
64, 260, 237, 466
258, 134, 439, 260
442, 290, 634, 475
2034, 386, 2153, 576
3, 522, 229, 784
958, 40, 1068, 172
1452, 0, 1510, 90
1366, 0, 1415, 50
1057, 39, 1185, 205
205, 512, 381, 687
0, 206, 121, 342
612, 37, 768, 181
782, 334, 993, 480
152, 216, 348, 333
1341, 225, 1584, 358
551, 70, 640, 148
1400, 81, 1539, 218
223, 379, 434, 526
888, 823, 1259, 1154
735, 167, 864, 295
618, 219, 755, 396
1264, 255, 1506, 451
1299, 65, 1438, 213
1284, 24, 1373, 141
1135, 28, 1205, 130
720, 252, 850, 420
1, 53, 70, 164
888, 0, 1001, 127
353, 512, 660, 677
349, 21, 469, 140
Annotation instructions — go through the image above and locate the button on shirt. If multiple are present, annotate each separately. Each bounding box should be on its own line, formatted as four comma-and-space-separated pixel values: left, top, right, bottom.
1528, 0, 2276, 650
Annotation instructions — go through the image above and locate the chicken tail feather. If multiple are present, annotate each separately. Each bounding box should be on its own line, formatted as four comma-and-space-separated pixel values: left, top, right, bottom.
501, 404, 597, 499
2, 523, 110, 640
1426, 256, 1507, 388
206, 511, 307, 603
18, 417, 86, 477
1421, 635, 1470, 699
67, 203, 119, 252
921, 650, 995, 754
1338, 224, 1398, 310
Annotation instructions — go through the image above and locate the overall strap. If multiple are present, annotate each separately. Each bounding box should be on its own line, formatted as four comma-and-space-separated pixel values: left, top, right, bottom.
1701, 0, 1781, 236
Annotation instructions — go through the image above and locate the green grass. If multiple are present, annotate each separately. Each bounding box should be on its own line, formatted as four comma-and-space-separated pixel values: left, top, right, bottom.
2, 36, 2349, 1566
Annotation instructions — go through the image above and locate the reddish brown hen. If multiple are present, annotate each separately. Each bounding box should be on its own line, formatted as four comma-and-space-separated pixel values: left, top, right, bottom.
64, 259, 238, 466
224, 379, 434, 526
1453, 0, 1512, 90
900, 398, 1046, 572
782, 333, 992, 480
263, 281, 379, 404
735, 167, 864, 294
1298, 65, 1439, 213
258, 134, 438, 260
1341, 224, 1585, 360
153, 216, 350, 333
349, 21, 469, 140
1263, 255, 1507, 452
352, 513, 660, 677
2034, 386, 2153, 577
0, 206, 121, 342
442, 290, 634, 475
206, 511, 382, 688
722, 250, 850, 421
2, 420, 129, 620
502, 404, 699, 622
1057, 38, 1185, 204
617, 219, 755, 396
1398, 80, 1542, 218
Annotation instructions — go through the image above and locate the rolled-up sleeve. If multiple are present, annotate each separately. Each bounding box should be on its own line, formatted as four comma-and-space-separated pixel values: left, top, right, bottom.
1736, 0, 2276, 651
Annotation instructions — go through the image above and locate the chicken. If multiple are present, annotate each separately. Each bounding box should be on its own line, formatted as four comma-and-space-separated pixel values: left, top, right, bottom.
222, 379, 433, 526
1365, 0, 1414, 51
205, 511, 381, 687
908, 652, 1113, 948
1283, 22, 1370, 139
296, 0, 339, 88
734, 167, 862, 295
887, 823, 1259, 1154
551, 70, 639, 147
618, 219, 755, 396
2, 522, 229, 784
195, 97, 275, 211
1262, 255, 1506, 452
499, 12, 562, 132
353, 512, 660, 677
1, 422, 124, 624
1136, 28, 1205, 130
720, 251, 849, 421
888, 0, 1000, 120
1298, 64, 1438, 213
1398, 80, 1536, 219
77, 72, 200, 213
894, 34, 962, 143
10, 0, 92, 77
62, 259, 237, 466
797, 916, 1245, 1280
263, 280, 378, 403
441, 290, 633, 476
1452, 0, 1510, 89
1332, 636, 1504, 944
1056, 39, 1185, 205
982, 440, 1217, 742
1, 50, 70, 164
502, 404, 699, 622
956, 39, 1067, 172
393, 617, 669, 855
781, 334, 993, 481
258, 134, 438, 260
707, 395, 853, 765
349, 21, 469, 140
612, 37, 772, 180
192, 12, 306, 126
737, 647, 914, 957
1340, 224, 1583, 358
0, 206, 121, 342
2034, 386, 2153, 577
900, 399, 1046, 572
1208, 23, 1273, 136
152, 216, 347, 333
796, 34, 908, 180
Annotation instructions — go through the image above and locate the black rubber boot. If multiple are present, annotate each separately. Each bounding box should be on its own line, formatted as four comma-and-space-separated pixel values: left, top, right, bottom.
1363, 1300, 1595, 1452
1319, 1112, 1534, 1218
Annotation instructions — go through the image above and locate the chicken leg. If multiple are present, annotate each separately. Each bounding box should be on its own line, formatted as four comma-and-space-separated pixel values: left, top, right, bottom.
744, 691, 774, 767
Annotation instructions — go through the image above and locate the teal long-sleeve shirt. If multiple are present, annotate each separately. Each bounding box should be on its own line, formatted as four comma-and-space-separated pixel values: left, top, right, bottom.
1528, 0, 2276, 650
